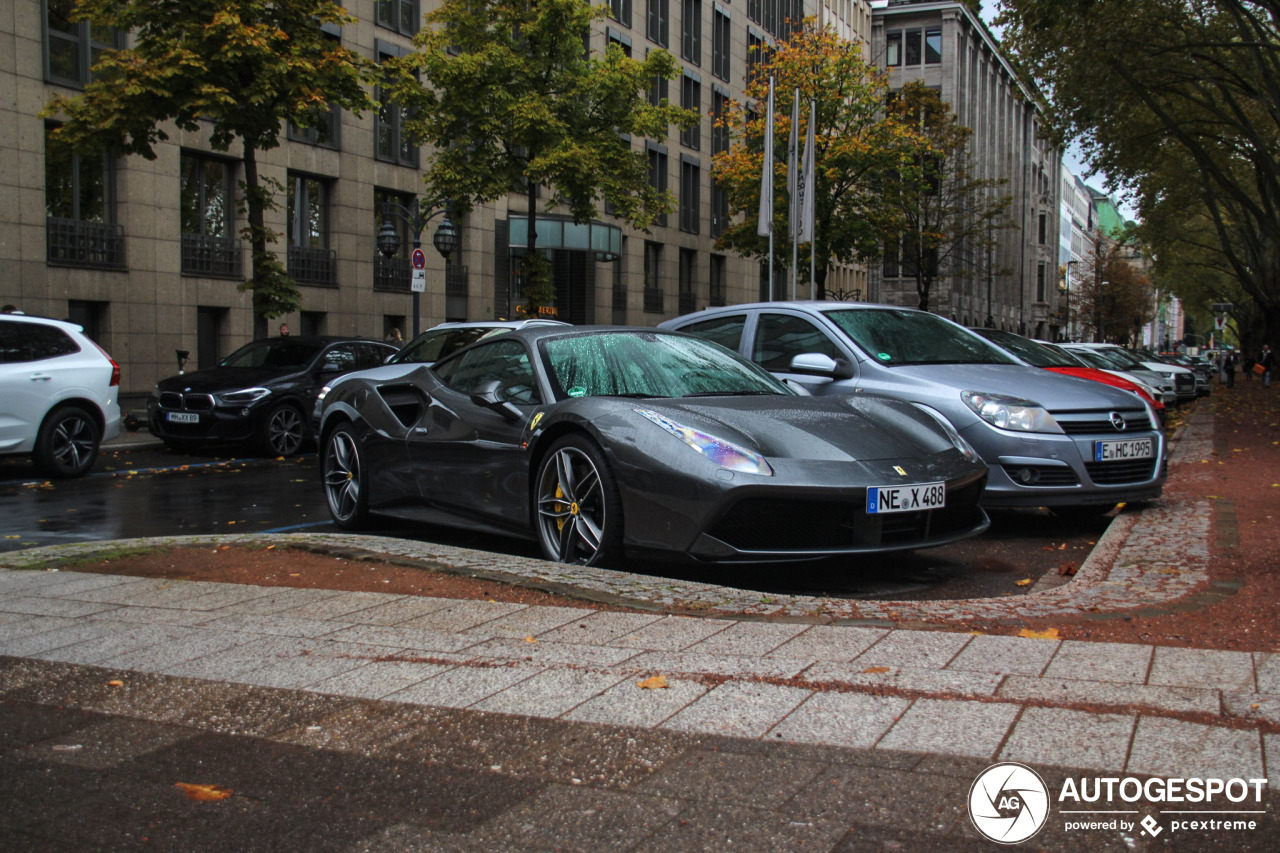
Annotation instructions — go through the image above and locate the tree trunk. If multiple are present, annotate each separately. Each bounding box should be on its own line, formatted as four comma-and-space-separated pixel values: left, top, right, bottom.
243, 142, 268, 341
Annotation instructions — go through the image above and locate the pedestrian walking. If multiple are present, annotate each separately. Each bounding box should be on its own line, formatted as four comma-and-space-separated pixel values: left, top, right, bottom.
1225, 350, 1237, 388
385, 327, 403, 346
1260, 344, 1275, 388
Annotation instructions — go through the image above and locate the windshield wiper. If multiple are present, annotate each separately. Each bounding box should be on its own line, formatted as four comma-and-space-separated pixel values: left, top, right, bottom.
681, 390, 776, 398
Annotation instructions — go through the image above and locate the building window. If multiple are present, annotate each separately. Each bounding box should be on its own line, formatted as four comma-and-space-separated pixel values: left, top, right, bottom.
680, 157, 700, 234
648, 145, 669, 227
610, 0, 632, 28
746, 31, 765, 82
609, 30, 633, 58
678, 248, 697, 314
925, 27, 942, 65
682, 0, 702, 65
647, 0, 669, 47
376, 42, 419, 168
648, 68, 669, 107
373, 188, 415, 292
644, 241, 664, 312
45, 0, 123, 88
905, 28, 922, 65
681, 73, 701, 149
1036, 262, 1047, 302
710, 253, 726, 306
376, 0, 419, 37
286, 173, 336, 285
712, 9, 730, 81
882, 236, 900, 278
287, 103, 341, 149
44, 125, 124, 269
180, 153, 241, 278
886, 31, 902, 67
711, 89, 730, 238
1038, 212, 1048, 244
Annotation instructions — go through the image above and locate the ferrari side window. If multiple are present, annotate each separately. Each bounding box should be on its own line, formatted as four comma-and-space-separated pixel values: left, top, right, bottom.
752, 314, 840, 371
436, 339, 540, 404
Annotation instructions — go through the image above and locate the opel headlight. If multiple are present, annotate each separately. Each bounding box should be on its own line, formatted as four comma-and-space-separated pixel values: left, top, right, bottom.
635, 409, 773, 476
961, 391, 1062, 434
913, 404, 980, 462
217, 387, 271, 405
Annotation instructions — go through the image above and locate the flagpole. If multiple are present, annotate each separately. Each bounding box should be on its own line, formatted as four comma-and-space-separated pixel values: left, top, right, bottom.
806, 99, 816, 299
790, 89, 800, 301
758, 77, 775, 301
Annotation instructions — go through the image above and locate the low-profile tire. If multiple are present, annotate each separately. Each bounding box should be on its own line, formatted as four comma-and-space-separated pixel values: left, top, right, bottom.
322, 425, 371, 529
260, 403, 306, 457
534, 434, 624, 567
33, 405, 100, 478
1050, 503, 1117, 521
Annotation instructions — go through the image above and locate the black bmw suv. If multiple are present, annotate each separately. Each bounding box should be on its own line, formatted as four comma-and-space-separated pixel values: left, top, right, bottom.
148, 336, 396, 456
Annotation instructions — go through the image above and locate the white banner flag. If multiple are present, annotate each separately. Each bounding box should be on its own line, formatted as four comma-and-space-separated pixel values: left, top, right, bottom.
757, 77, 775, 238
787, 89, 799, 242
797, 99, 816, 244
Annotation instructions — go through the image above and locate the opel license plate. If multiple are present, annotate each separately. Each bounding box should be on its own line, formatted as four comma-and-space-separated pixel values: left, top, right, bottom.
867, 482, 945, 514
1093, 438, 1153, 462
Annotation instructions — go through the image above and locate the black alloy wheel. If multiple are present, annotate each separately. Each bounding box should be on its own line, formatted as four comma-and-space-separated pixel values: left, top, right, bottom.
261, 404, 306, 457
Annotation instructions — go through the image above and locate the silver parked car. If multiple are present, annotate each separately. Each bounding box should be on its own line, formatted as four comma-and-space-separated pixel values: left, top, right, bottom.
661, 302, 1166, 516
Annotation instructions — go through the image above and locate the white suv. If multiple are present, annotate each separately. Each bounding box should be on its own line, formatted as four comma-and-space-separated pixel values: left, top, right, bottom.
0, 314, 121, 477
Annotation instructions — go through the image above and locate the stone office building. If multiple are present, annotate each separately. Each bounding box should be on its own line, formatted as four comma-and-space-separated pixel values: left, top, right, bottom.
869, 0, 1061, 337
2, 0, 869, 395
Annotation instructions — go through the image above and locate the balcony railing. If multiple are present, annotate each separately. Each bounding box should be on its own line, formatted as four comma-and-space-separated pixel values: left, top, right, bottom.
643, 287, 664, 313
678, 291, 697, 315
374, 255, 411, 292
445, 262, 468, 297
287, 245, 337, 286
46, 218, 125, 269
181, 233, 242, 278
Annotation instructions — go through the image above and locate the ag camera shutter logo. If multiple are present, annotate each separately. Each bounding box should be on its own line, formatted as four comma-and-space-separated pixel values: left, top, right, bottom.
969, 762, 1051, 844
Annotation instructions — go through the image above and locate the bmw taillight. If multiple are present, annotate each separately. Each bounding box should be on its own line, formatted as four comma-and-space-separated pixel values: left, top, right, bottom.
93, 342, 121, 387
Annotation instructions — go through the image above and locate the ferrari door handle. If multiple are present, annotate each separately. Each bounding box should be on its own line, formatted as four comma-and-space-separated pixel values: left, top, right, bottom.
413, 427, 429, 435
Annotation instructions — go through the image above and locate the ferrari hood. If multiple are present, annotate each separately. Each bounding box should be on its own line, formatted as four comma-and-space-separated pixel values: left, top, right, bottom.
633, 394, 957, 463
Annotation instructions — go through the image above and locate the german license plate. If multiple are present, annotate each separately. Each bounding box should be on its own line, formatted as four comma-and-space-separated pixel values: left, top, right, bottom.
866, 482, 946, 514
165, 411, 200, 424
1094, 438, 1153, 462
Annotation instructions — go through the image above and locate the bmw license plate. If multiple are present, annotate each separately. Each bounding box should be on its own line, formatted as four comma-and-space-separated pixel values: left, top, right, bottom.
1093, 438, 1153, 462
866, 482, 946, 514
165, 411, 200, 424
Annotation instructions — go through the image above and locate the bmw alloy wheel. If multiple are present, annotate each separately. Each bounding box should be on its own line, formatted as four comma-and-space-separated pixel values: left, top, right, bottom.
264, 405, 305, 456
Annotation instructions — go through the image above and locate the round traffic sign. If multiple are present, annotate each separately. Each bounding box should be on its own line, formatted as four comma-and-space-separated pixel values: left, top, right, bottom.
411, 248, 426, 270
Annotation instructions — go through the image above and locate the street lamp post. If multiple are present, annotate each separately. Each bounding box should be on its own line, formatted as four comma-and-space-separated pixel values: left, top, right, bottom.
376, 199, 460, 338
1064, 260, 1079, 342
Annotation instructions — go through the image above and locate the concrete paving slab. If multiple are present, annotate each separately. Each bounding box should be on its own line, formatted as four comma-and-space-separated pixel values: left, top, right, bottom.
23, 573, 150, 599
51, 576, 198, 605
456, 604, 591, 638
0, 619, 122, 657
396, 600, 528, 634
660, 680, 812, 739
1043, 639, 1153, 684
472, 668, 628, 718
385, 662, 545, 709
85, 604, 220, 627
1266, 733, 1280, 788
203, 585, 329, 616
169, 583, 285, 612
201, 612, 345, 639
998, 674, 1221, 715
564, 676, 709, 729
1222, 692, 1280, 725
96, 628, 257, 673
802, 661, 1004, 697
33, 623, 201, 666
602, 614, 731, 651
682, 621, 807, 657
309, 659, 453, 700
536, 611, 667, 645
274, 590, 402, 621
0, 594, 118, 619
624, 650, 811, 679
875, 698, 1019, 759
1253, 652, 1280, 694
1147, 646, 1257, 692
325, 623, 483, 654
768, 691, 911, 750
468, 636, 641, 668
232, 645, 380, 690
766, 624, 887, 662
0, 613, 60, 642
162, 634, 329, 681
1127, 716, 1264, 780
946, 633, 1059, 676
853, 629, 972, 669
325, 595, 452, 626
999, 706, 1136, 771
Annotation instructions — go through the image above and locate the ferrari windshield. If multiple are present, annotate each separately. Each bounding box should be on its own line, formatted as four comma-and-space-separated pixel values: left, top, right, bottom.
822, 308, 1017, 366
541, 331, 792, 399
220, 339, 323, 370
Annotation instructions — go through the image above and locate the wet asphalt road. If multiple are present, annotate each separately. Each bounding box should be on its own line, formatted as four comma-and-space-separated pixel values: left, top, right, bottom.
0, 444, 1108, 602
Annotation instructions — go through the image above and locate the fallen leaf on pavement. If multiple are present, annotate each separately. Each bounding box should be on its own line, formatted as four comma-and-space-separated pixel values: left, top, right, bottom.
524, 635, 538, 644
1058, 562, 1078, 577
175, 783, 233, 802
862, 666, 892, 674
1019, 628, 1060, 640
636, 675, 669, 690
1015, 578, 1033, 587
107, 680, 124, 687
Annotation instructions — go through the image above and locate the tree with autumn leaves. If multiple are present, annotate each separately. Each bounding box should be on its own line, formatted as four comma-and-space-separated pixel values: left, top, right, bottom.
714, 23, 1014, 309
42, 0, 378, 339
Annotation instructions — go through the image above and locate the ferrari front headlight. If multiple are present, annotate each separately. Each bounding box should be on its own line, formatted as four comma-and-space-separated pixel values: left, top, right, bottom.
635, 409, 773, 476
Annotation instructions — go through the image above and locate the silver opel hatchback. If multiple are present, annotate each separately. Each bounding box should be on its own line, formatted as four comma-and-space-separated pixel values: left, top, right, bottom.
661, 302, 1166, 515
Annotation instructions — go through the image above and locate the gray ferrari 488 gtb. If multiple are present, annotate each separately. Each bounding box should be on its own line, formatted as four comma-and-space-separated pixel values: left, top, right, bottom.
315, 326, 990, 567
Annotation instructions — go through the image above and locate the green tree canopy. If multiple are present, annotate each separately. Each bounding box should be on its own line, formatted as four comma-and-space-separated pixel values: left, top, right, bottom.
43, 0, 378, 336
385, 0, 694, 311
998, 0, 1280, 349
